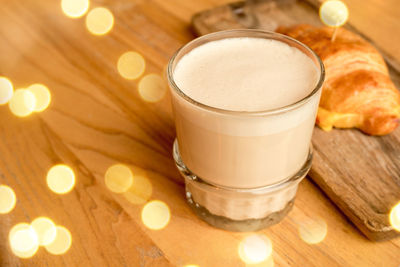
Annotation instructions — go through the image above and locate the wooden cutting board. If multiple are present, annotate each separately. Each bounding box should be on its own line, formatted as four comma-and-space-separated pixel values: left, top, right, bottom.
192, 0, 400, 241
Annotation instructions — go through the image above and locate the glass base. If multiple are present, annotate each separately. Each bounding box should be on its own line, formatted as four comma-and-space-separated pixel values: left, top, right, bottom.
186, 191, 294, 232
173, 139, 312, 232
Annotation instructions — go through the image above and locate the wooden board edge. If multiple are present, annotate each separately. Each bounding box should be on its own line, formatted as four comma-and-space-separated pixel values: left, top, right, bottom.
308, 167, 397, 241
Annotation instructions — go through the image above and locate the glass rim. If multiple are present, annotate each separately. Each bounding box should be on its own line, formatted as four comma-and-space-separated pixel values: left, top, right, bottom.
167, 29, 325, 116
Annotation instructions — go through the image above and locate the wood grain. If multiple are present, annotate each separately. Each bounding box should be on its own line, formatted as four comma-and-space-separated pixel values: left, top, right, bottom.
192, 0, 400, 241
0, 0, 399, 266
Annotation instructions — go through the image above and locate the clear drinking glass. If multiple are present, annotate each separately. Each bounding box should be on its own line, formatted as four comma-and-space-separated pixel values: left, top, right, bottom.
167, 29, 325, 231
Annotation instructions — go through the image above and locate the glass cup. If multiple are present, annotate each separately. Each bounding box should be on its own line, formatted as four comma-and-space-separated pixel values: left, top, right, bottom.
167, 29, 324, 231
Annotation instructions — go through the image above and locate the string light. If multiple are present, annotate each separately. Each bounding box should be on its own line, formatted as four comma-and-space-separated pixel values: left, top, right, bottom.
31, 217, 57, 246
319, 0, 349, 27
9, 219, 72, 258
86, 7, 114, 35
389, 202, 400, 231
27, 83, 51, 112
61, 0, 90, 18
105, 164, 133, 193
0, 76, 13, 105
141, 200, 170, 230
298, 217, 328, 244
9, 223, 32, 243
238, 234, 272, 264
123, 175, 152, 205
46, 164, 76, 194
117, 51, 146, 80
0, 185, 17, 214
9, 223, 39, 259
138, 74, 167, 103
9, 89, 36, 117
45, 226, 72, 255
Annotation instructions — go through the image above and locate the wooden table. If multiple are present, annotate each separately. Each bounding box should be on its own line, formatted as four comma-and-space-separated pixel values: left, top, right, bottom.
0, 0, 399, 266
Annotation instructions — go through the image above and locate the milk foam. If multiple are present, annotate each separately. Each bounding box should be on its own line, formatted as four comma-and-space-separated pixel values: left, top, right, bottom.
174, 37, 318, 111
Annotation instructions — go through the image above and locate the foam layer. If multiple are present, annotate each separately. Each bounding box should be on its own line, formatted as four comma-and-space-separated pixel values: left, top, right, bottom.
174, 37, 318, 111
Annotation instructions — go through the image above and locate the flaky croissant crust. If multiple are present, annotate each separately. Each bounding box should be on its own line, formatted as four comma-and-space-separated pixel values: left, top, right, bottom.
277, 24, 400, 135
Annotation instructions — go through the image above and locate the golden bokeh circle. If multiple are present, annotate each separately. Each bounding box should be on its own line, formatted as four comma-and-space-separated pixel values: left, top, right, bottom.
319, 0, 349, 27
9, 223, 31, 240
141, 200, 170, 230
11, 243, 39, 259
105, 164, 133, 193
117, 51, 146, 80
46, 164, 76, 194
238, 234, 273, 264
123, 175, 152, 205
138, 74, 167, 103
9, 223, 39, 257
9, 89, 36, 117
61, 0, 90, 18
27, 83, 51, 112
0, 76, 13, 105
85, 7, 114, 35
298, 217, 328, 244
0, 185, 17, 214
45, 226, 72, 255
31, 217, 57, 246
389, 202, 400, 231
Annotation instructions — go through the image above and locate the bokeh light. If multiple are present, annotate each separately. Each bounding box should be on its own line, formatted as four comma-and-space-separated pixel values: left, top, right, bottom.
9, 223, 31, 242
31, 217, 57, 246
0, 185, 17, 214
9, 223, 39, 258
27, 83, 51, 112
46, 164, 76, 194
85, 7, 114, 35
138, 74, 167, 103
9, 89, 36, 117
0, 76, 13, 105
123, 175, 152, 205
319, 0, 349, 27
105, 164, 133, 193
238, 234, 273, 264
389, 202, 400, 231
11, 242, 39, 259
45, 226, 72, 255
117, 51, 146, 80
61, 0, 89, 18
141, 200, 170, 230
298, 217, 328, 244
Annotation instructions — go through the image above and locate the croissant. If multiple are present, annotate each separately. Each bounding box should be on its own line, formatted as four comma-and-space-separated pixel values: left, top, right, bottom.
277, 24, 400, 135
